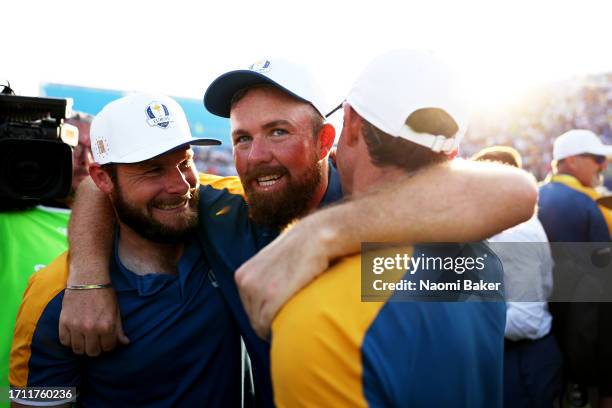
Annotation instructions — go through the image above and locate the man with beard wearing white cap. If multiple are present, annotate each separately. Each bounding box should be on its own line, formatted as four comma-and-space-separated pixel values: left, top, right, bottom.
9, 94, 244, 407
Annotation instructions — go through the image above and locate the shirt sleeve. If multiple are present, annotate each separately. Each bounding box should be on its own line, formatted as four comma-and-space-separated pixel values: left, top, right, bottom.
588, 201, 612, 242
10, 256, 80, 391
505, 301, 553, 341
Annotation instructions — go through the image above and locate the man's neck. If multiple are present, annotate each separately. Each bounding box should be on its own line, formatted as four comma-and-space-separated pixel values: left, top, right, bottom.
351, 165, 408, 197
117, 223, 185, 276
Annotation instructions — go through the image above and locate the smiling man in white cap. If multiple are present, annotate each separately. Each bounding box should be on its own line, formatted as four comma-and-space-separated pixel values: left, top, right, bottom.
204, 57, 336, 228
9, 94, 246, 407
270, 50, 506, 408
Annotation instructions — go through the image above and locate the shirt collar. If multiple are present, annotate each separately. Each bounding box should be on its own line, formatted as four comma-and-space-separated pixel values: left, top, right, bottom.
319, 159, 344, 208
110, 229, 202, 296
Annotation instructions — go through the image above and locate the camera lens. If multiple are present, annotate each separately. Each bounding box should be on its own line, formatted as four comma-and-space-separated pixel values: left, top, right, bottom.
0, 139, 72, 200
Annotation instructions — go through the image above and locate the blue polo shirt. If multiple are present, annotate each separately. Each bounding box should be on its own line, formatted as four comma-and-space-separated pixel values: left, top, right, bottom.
197, 164, 343, 408
10, 237, 242, 407
538, 181, 610, 242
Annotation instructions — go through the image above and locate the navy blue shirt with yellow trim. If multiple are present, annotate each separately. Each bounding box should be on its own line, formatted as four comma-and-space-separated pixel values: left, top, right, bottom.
197, 164, 343, 408
538, 181, 610, 242
10, 237, 242, 407
271, 243, 506, 408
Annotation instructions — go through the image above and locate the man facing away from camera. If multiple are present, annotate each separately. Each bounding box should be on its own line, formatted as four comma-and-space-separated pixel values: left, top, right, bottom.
269, 50, 507, 408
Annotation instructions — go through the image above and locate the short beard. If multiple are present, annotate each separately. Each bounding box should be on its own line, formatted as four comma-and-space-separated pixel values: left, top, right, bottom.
112, 184, 200, 244
243, 159, 322, 229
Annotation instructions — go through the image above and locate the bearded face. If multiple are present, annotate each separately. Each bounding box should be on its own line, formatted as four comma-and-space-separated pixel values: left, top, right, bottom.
107, 147, 200, 244
112, 182, 199, 244
230, 86, 326, 230
242, 157, 322, 229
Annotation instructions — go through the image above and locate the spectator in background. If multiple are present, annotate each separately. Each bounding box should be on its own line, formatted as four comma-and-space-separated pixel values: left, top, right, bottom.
0, 112, 93, 408
538, 129, 612, 408
193, 146, 237, 177
539, 129, 612, 240
64, 113, 94, 206
473, 146, 563, 408
463, 74, 612, 182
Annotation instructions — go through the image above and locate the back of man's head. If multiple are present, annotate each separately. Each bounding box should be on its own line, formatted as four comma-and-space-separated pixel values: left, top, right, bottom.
345, 49, 468, 173
471, 146, 522, 169
360, 108, 458, 172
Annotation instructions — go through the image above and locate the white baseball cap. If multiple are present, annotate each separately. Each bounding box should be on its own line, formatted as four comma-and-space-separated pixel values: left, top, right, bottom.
203, 58, 328, 118
91, 93, 220, 165
553, 129, 612, 161
344, 49, 469, 154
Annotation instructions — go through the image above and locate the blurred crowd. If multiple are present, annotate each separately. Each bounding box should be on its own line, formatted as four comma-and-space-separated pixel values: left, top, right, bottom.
193, 146, 237, 176
462, 73, 612, 184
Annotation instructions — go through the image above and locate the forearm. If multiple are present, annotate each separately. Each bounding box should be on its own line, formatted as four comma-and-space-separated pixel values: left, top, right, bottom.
67, 177, 115, 285
304, 159, 538, 264
234, 160, 538, 337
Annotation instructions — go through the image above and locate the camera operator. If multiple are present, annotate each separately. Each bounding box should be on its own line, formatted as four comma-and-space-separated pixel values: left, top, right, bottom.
0, 111, 93, 405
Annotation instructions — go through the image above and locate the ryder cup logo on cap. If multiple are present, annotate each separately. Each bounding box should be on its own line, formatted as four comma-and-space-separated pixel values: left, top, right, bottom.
145, 102, 174, 129
345, 49, 469, 154
204, 57, 329, 118
91, 93, 221, 165
249, 60, 272, 73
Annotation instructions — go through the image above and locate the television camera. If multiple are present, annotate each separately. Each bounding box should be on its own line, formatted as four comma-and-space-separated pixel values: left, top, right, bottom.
0, 85, 77, 202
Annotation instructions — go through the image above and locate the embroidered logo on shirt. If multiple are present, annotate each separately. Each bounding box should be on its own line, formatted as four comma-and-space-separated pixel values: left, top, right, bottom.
215, 206, 231, 216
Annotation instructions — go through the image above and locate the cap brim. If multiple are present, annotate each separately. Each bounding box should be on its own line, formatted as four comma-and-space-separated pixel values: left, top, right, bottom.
583, 145, 612, 159
555, 145, 612, 161
325, 102, 344, 118
203, 70, 310, 118
190, 137, 222, 147
111, 137, 221, 164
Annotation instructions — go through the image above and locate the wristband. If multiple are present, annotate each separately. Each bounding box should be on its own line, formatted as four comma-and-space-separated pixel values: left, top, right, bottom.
66, 283, 113, 290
